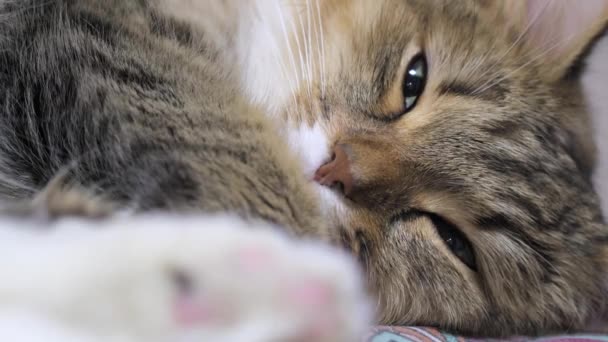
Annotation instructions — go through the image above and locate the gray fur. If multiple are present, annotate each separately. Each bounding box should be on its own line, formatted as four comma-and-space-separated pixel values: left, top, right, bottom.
0, 0, 324, 236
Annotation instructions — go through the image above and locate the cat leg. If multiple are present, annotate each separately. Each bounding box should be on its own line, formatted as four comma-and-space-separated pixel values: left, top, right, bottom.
0, 215, 371, 341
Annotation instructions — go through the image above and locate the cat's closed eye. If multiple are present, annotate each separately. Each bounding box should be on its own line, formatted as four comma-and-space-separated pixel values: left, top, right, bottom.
429, 214, 477, 271
391, 209, 477, 271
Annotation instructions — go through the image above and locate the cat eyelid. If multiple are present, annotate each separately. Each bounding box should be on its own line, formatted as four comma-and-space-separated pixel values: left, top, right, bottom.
390, 209, 478, 271
429, 213, 477, 271
373, 45, 425, 122
389, 208, 426, 226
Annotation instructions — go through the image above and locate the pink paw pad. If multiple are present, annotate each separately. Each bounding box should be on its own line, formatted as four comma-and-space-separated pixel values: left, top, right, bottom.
286, 281, 339, 340
170, 269, 216, 326
287, 281, 333, 308
236, 247, 274, 272
174, 296, 214, 326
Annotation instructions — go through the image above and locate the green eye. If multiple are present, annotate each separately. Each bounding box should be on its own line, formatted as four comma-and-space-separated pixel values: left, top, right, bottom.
402, 54, 427, 113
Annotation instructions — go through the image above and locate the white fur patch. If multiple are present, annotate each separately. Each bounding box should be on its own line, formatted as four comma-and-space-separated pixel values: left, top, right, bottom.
0, 214, 371, 341
158, 0, 297, 117
236, 0, 298, 116
314, 184, 348, 219
282, 122, 346, 217
285, 122, 331, 179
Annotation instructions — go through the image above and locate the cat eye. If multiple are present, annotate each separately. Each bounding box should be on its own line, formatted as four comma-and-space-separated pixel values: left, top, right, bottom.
428, 214, 477, 271
391, 209, 477, 271
402, 54, 427, 113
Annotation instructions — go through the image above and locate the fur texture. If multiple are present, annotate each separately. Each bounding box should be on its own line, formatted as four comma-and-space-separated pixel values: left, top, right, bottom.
0, 0, 607, 338
0, 0, 324, 237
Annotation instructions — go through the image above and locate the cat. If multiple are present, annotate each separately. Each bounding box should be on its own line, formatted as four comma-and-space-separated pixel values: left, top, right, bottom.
0, 0, 607, 338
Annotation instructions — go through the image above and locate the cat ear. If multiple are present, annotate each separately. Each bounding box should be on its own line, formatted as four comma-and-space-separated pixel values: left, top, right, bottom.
505, 0, 608, 82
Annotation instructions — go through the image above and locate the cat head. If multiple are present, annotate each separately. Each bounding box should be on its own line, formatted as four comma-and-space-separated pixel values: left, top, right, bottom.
239, 0, 608, 336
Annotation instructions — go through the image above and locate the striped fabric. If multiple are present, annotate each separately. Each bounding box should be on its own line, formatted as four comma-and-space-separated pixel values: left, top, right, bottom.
366, 327, 608, 342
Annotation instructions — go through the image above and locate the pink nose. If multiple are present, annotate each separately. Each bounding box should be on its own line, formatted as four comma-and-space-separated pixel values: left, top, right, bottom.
314, 145, 354, 196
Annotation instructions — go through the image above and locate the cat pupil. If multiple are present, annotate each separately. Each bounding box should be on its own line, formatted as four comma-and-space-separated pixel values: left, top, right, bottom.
401, 54, 427, 113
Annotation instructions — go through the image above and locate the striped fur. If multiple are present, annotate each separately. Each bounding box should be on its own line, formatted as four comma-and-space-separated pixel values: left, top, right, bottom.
0, 0, 607, 337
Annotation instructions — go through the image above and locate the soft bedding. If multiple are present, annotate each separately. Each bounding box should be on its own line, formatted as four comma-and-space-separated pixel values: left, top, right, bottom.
367, 327, 608, 342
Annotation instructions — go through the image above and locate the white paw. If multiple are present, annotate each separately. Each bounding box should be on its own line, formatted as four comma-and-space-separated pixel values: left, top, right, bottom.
0, 214, 372, 341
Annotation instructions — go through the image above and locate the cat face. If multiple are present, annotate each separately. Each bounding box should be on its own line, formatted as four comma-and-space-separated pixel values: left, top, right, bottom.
242, 0, 608, 336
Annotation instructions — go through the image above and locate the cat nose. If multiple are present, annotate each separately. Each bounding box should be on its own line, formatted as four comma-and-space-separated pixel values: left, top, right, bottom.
314, 145, 354, 196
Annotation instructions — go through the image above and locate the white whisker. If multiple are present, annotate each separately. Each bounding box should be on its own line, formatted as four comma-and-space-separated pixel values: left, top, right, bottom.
287, 5, 308, 101
272, 29, 299, 116
472, 0, 552, 94
474, 27, 578, 96
274, 2, 302, 114
296, 6, 313, 100
310, 0, 322, 96
315, 0, 327, 98
306, 0, 315, 101
275, 2, 300, 87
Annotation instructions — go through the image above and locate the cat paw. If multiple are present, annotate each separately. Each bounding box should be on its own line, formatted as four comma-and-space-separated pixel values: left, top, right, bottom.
39, 215, 372, 341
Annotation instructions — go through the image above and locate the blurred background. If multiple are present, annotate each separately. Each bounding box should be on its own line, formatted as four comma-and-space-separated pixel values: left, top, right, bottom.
585, 35, 608, 215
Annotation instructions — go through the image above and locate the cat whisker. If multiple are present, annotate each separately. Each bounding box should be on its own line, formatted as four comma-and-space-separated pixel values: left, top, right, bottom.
474, 28, 578, 96
272, 26, 299, 115
472, 0, 552, 94
274, 1, 302, 115
275, 2, 301, 89
294, 4, 313, 102
450, 31, 483, 93
305, 0, 315, 101
307, 2, 323, 102
315, 0, 327, 98
286, 5, 308, 102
